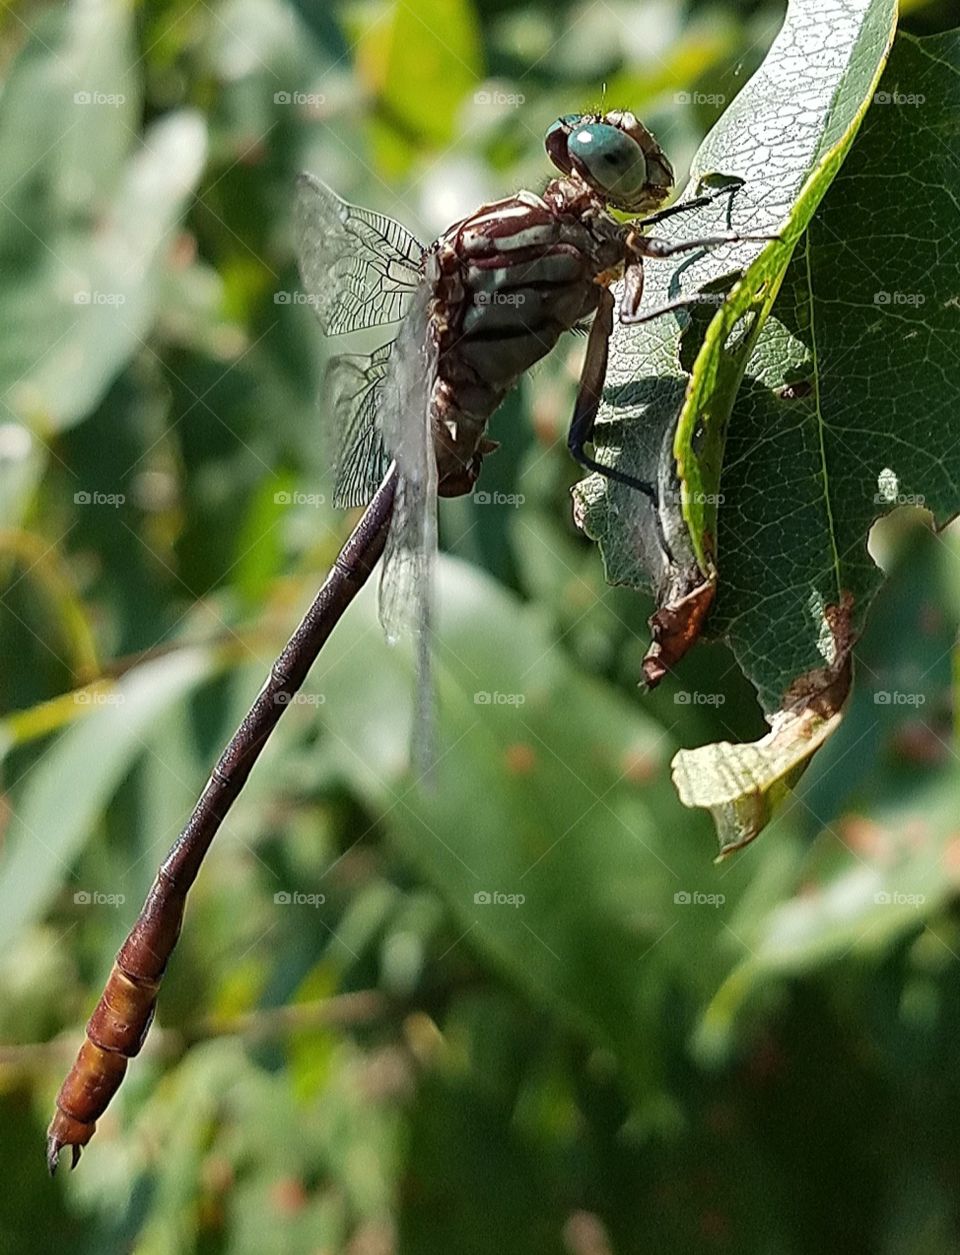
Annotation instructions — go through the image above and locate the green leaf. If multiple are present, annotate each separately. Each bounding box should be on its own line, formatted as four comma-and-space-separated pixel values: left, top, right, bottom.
0, 0, 206, 433
673, 707, 843, 858
309, 559, 756, 1088
0, 650, 216, 951
712, 28, 960, 707
693, 522, 960, 1061
676, 28, 960, 847
361, 0, 483, 173
575, 0, 897, 674
0, 423, 44, 529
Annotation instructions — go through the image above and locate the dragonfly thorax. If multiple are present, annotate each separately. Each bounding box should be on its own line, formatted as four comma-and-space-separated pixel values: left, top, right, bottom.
425, 181, 628, 495
418, 113, 677, 496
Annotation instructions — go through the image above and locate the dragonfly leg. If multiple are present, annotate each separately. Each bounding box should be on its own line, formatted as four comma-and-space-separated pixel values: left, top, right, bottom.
629, 230, 779, 261
568, 289, 651, 497
620, 228, 779, 324
631, 181, 744, 230
619, 291, 728, 326
568, 289, 674, 560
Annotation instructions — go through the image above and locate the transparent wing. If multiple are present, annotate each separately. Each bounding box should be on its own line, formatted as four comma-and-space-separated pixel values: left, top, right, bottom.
376, 286, 439, 774
377, 287, 437, 644
325, 344, 394, 508
295, 172, 425, 335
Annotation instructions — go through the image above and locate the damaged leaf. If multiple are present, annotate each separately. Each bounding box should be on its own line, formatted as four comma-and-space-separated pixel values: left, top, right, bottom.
574, 0, 897, 681
673, 594, 853, 856
674, 27, 960, 850
712, 27, 960, 707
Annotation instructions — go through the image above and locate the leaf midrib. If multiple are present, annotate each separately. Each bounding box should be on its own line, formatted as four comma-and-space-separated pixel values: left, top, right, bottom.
803, 230, 844, 601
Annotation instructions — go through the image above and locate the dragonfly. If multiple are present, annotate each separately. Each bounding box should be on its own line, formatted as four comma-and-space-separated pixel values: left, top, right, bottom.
293, 109, 771, 762
47, 109, 770, 1171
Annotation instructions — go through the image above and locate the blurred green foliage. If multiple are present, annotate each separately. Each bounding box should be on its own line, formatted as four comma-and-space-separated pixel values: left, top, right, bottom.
2, 1, 960, 1253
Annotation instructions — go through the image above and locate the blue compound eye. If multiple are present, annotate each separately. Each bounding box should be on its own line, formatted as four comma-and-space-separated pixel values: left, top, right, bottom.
567, 123, 648, 198
544, 117, 575, 173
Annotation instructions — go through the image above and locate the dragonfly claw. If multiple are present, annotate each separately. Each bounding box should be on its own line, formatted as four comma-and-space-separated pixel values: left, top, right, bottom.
47, 1132, 84, 1175
47, 1106, 94, 1174
46, 1134, 75, 1175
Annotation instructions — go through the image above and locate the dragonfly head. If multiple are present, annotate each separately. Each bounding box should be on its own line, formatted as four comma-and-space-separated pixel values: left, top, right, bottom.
545, 110, 674, 213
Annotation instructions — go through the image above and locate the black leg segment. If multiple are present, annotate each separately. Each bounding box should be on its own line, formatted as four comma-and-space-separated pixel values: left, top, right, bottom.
567, 289, 658, 505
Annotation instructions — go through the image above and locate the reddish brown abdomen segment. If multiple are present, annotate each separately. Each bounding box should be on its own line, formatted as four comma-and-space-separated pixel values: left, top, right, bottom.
46, 871, 187, 1172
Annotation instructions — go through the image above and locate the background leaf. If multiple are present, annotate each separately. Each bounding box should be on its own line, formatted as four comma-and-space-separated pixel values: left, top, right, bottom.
0, 650, 216, 951
0, 0, 206, 433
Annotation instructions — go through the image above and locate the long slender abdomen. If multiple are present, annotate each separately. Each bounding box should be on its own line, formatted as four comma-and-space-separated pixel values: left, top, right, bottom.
46, 469, 398, 1173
